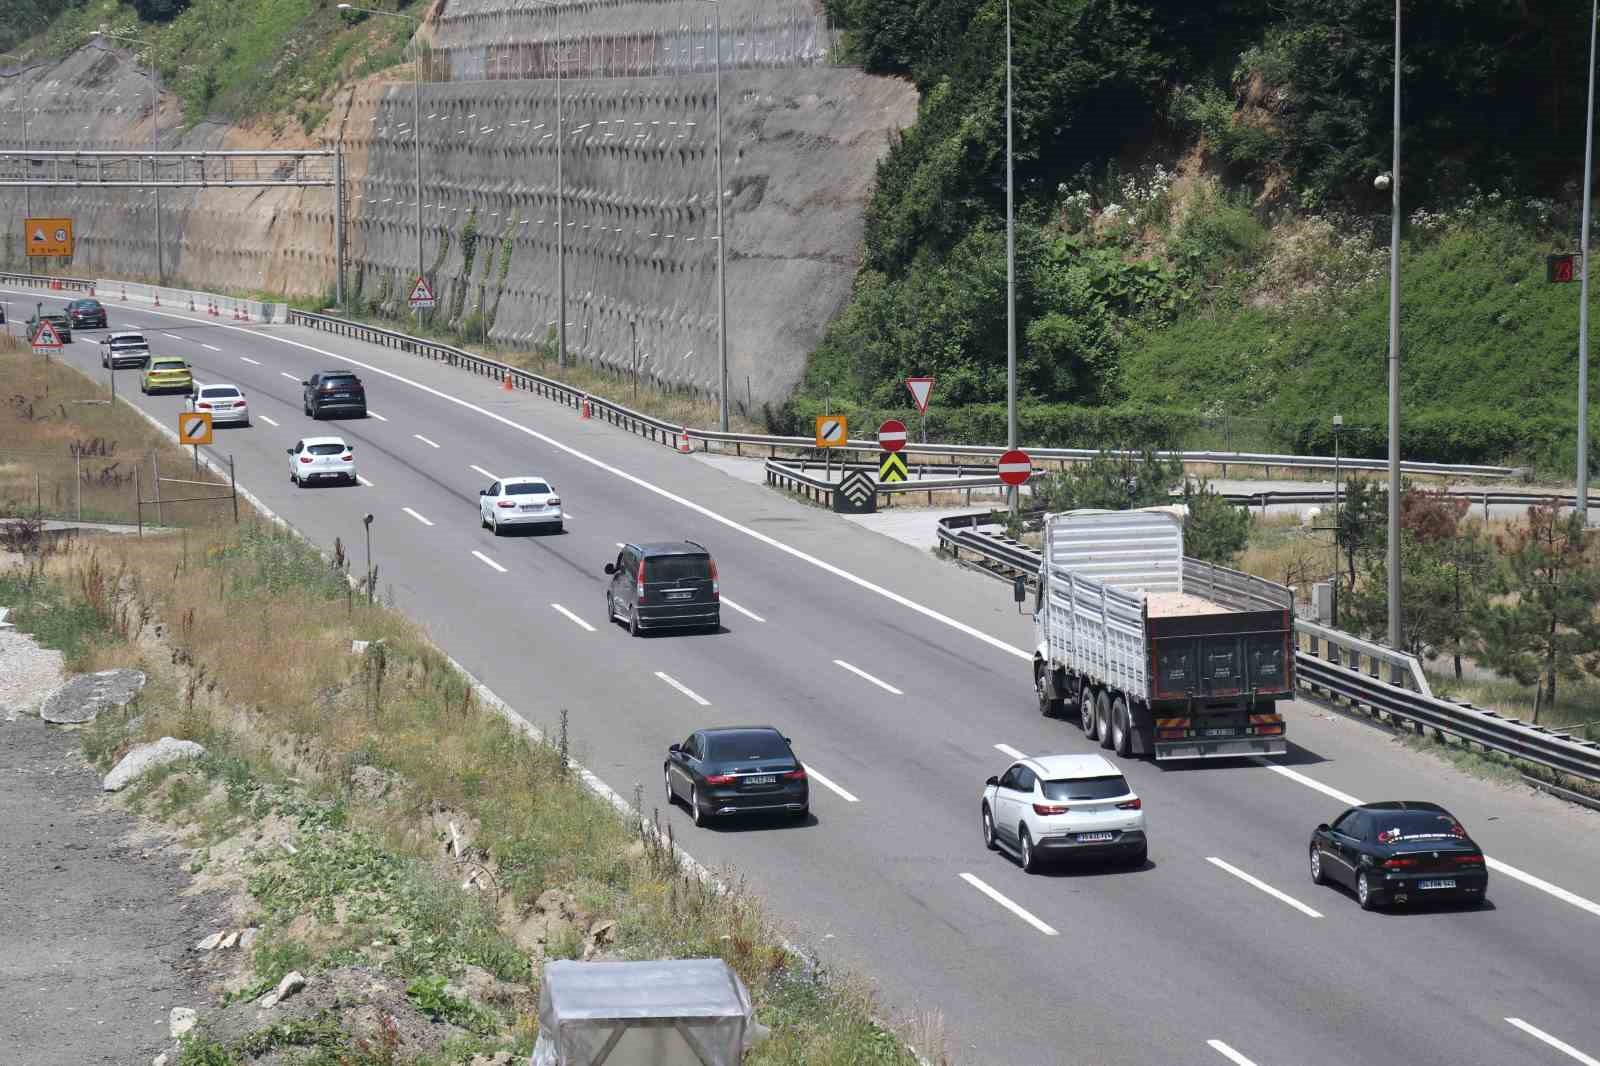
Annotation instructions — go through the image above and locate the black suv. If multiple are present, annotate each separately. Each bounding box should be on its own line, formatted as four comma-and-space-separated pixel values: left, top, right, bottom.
65, 298, 108, 329
604, 541, 720, 635
302, 370, 367, 419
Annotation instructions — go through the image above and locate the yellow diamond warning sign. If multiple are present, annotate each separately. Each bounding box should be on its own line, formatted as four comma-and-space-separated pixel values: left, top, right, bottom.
26, 217, 74, 257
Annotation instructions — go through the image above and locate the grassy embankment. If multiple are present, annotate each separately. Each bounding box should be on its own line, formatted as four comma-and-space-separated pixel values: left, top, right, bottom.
0, 347, 935, 1064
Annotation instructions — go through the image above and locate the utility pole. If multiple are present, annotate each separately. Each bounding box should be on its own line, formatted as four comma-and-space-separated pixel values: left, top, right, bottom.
1579, 0, 1597, 523
1004, 0, 1017, 515
90, 31, 162, 285
1385, 0, 1403, 663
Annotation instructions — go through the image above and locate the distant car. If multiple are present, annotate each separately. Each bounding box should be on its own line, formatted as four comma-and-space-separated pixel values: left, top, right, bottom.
65, 298, 107, 329
479, 475, 562, 535
302, 370, 367, 419
981, 753, 1147, 872
1310, 801, 1488, 911
186, 382, 250, 427
665, 726, 809, 826
287, 436, 356, 486
140, 355, 192, 394
603, 541, 719, 636
100, 331, 151, 369
25, 311, 71, 344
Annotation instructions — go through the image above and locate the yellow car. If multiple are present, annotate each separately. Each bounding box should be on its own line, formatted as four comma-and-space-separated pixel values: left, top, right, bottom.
140, 355, 193, 395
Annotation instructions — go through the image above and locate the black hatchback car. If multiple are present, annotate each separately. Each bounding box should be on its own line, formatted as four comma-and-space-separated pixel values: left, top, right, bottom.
1310, 801, 1488, 911
603, 541, 719, 635
65, 298, 107, 329
302, 370, 367, 419
665, 726, 809, 825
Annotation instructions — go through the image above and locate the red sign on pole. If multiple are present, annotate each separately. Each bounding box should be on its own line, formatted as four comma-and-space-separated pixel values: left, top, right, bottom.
997, 449, 1032, 486
877, 419, 907, 453
905, 376, 935, 414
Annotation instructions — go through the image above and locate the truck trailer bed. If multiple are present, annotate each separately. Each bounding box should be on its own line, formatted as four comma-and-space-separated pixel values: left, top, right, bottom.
1143, 591, 1231, 618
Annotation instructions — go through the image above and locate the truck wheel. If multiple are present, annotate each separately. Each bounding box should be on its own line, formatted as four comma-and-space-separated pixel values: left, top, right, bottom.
1112, 698, 1133, 758
1097, 692, 1115, 750
1036, 663, 1064, 718
1080, 688, 1099, 739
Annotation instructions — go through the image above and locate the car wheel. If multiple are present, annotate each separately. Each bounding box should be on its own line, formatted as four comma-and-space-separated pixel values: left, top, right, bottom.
664, 765, 676, 806
1019, 826, 1040, 873
690, 785, 707, 827
982, 804, 997, 851
1128, 844, 1148, 868
490, 514, 500, 536
555, 523, 565, 534
1036, 664, 1063, 718
1080, 687, 1098, 739
1357, 871, 1379, 911
1309, 846, 1328, 885
1097, 692, 1115, 750
605, 593, 615, 621
1112, 698, 1133, 758
629, 609, 641, 638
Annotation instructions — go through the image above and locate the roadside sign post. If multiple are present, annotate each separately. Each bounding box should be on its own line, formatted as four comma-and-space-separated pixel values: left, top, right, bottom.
407, 276, 436, 327
179, 412, 214, 481
25, 217, 74, 258
877, 418, 909, 484
30, 318, 63, 362
998, 449, 1032, 503
814, 414, 847, 481
906, 376, 935, 443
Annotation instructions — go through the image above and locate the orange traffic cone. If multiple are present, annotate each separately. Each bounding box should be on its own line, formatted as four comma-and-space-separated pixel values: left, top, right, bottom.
580, 396, 591, 420
153, 290, 160, 306
502, 372, 513, 392
677, 427, 692, 454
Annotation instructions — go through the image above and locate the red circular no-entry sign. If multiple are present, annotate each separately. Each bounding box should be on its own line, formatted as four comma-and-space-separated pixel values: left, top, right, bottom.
997, 449, 1032, 486
877, 419, 908, 452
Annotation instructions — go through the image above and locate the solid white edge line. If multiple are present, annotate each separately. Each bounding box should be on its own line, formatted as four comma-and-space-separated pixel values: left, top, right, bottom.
1206, 1039, 1260, 1066
414, 434, 440, 448
720, 596, 765, 622
958, 872, 1058, 936
802, 764, 859, 803
834, 659, 904, 695
356, 475, 374, 487
550, 603, 596, 632
1206, 856, 1323, 919
257, 415, 279, 427
471, 550, 507, 573
994, 743, 1028, 760
240, 356, 261, 365
470, 464, 499, 481
654, 671, 710, 707
1506, 1018, 1600, 1066
368, 410, 388, 421
402, 506, 434, 527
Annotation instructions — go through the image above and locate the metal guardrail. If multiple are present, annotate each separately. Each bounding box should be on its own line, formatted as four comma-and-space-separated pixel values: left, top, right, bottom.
933, 512, 1600, 784
763, 458, 1044, 506
1219, 487, 1590, 516
0, 270, 97, 294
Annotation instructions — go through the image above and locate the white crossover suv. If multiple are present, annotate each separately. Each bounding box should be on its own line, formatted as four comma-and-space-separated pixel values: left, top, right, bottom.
981, 753, 1147, 872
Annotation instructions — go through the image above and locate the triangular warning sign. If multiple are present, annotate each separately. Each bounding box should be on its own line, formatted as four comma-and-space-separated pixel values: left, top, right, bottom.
31, 228, 47, 244
905, 376, 935, 414
408, 276, 435, 304
31, 320, 63, 348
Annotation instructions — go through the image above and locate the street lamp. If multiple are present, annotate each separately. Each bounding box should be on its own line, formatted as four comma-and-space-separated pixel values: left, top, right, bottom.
1332, 413, 1343, 629
1578, 0, 1597, 524
337, 5, 422, 331
1004, 0, 1017, 515
1383, 0, 1403, 665
0, 53, 35, 218
89, 30, 163, 285
518, 0, 569, 369
362, 512, 375, 605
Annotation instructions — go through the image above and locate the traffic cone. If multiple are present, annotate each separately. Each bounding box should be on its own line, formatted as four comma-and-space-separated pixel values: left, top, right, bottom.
188, 294, 195, 311
580, 396, 591, 420
49, 279, 61, 290
677, 427, 692, 454
502, 371, 513, 392
153, 291, 160, 306
120, 284, 128, 301
208, 299, 218, 316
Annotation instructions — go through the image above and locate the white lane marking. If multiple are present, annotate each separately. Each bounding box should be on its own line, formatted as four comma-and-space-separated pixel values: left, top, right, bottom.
414, 433, 440, 449
472, 550, 507, 573
1255, 760, 1600, 919
240, 356, 261, 365
834, 659, 903, 695
720, 596, 765, 622
958, 873, 1058, 936
402, 507, 434, 527
1206, 857, 1323, 919
356, 475, 374, 487
368, 410, 388, 421
1206, 1040, 1261, 1066
654, 671, 710, 706
470, 464, 499, 481
994, 743, 1028, 760
1506, 1019, 1600, 1066
551, 603, 595, 632
257, 415, 279, 427
802, 764, 858, 803
201, 343, 221, 351
161, 331, 182, 340
280, 371, 299, 381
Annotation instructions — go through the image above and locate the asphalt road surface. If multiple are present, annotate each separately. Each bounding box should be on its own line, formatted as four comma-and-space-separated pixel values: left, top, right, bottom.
10, 287, 1600, 1066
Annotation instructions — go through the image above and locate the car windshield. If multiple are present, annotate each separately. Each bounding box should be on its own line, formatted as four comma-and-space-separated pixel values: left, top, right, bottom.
308, 443, 346, 456
703, 731, 790, 761
151, 360, 186, 371
110, 336, 147, 348
321, 376, 358, 388
200, 387, 240, 399
70, 301, 97, 310
504, 481, 551, 496
645, 554, 711, 582
1040, 775, 1131, 801
1373, 810, 1467, 844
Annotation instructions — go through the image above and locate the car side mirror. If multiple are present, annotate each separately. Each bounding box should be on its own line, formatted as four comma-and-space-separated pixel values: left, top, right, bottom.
479, 489, 488, 496
986, 775, 999, 787
301, 380, 310, 387
1013, 576, 1027, 604
1316, 823, 1330, 834
286, 448, 294, 455
782, 736, 792, 745
603, 563, 616, 575
668, 743, 681, 753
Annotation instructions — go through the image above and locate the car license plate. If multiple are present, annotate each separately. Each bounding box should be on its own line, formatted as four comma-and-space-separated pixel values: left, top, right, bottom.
666, 590, 692, 600
1204, 728, 1236, 737
519, 504, 537, 511
1417, 879, 1457, 890
745, 775, 775, 786
1076, 831, 1116, 843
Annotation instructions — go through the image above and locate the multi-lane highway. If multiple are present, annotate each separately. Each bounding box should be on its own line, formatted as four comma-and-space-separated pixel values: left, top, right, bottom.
9, 286, 1600, 1066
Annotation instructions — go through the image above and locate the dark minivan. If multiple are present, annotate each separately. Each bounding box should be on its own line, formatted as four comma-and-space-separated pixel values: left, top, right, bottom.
604, 541, 719, 635
302, 370, 367, 419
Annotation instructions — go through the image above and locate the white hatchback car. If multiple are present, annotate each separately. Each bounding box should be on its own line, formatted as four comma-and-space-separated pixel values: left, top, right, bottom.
479, 475, 563, 534
186, 382, 250, 426
287, 436, 357, 487
981, 753, 1147, 872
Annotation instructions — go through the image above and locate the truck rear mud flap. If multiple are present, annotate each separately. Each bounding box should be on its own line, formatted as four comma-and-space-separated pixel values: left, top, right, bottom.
1155, 737, 1288, 761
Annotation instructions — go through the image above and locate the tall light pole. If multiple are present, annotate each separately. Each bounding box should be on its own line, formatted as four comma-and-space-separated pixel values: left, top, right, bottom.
338, 5, 422, 331
1332, 413, 1343, 629
1004, 0, 1018, 514
519, 0, 569, 367
1579, 0, 1597, 523
1, 53, 34, 218
683, 0, 729, 427
90, 30, 163, 285
1384, 0, 1403, 659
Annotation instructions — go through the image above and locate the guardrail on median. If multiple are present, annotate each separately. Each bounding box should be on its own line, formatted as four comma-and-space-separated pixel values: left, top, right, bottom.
764, 458, 1043, 507
0, 270, 96, 294
933, 512, 1600, 784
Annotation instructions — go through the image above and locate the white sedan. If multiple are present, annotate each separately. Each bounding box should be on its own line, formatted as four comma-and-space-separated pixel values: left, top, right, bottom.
479, 475, 563, 534
981, 753, 1147, 872
287, 436, 357, 487
186, 382, 250, 426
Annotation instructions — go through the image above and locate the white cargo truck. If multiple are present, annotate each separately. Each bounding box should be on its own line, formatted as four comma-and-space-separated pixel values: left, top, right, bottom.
1032, 509, 1295, 760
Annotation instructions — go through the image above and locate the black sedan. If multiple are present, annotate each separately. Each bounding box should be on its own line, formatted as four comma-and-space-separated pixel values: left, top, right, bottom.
65, 298, 107, 329
1310, 801, 1488, 910
665, 726, 809, 826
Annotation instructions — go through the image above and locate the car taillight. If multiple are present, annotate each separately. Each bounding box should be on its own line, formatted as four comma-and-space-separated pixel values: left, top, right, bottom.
784, 768, 807, 781
709, 557, 719, 599
704, 774, 735, 786
497, 500, 515, 508
636, 558, 646, 601
1116, 798, 1142, 810
546, 496, 560, 506
299, 456, 313, 463
1032, 803, 1070, 816
340, 454, 353, 462
1382, 857, 1419, 869
1452, 855, 1484, 866
197, 402, 211, 409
